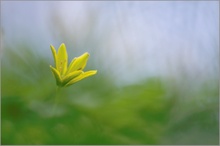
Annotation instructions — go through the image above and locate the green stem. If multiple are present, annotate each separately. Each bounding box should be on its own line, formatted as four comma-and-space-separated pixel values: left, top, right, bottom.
52, 86, 61, 116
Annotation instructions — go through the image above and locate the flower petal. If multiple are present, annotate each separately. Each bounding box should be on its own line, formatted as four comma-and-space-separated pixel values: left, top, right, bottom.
66, 57, 76, 75
57, 43, 68, 76
67, 52, 89, 73
62, 70, 82, 86
65, 70, 97, 87
50, 45, 57, 68
50, 65, 62, 86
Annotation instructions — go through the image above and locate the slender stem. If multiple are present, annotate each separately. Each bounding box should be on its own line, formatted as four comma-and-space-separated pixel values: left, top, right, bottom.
52, 86, 61, 116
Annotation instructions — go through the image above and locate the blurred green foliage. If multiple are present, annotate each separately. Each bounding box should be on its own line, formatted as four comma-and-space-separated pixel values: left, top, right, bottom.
1, 45, 219, 145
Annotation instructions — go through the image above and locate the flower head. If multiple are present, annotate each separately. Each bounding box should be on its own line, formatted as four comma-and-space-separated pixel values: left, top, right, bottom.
50, 43, 97, 87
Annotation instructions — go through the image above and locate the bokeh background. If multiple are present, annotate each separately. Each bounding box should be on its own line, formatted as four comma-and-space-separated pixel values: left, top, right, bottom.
1, 1, 219, 145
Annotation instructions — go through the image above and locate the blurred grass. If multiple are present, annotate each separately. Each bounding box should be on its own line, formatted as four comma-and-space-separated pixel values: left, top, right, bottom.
1, 44, 219, 145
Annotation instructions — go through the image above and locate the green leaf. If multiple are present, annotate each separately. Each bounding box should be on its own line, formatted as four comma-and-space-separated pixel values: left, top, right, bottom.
65, 70, 97, 87
57, 43, 68, 76
50, 65, 62, 86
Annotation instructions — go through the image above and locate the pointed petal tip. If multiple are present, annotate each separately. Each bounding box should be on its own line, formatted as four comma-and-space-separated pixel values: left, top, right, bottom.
84, 70, 97, 76
92, 70, 97, 74
83, 52, 90, 57
60, 43, 66, 48
50, 44, 55, 50
58, 43, 67, 52
82, 52, 90, 60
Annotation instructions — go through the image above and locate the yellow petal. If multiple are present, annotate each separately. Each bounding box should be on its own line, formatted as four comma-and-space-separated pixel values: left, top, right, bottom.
50, 65, 62, 86
66, 57, 76, 75
50, 45, 57, 68
67, 52, 89, 73
62, 71, 82, 86
57, 43, 68, 75
65, 70, 97, 87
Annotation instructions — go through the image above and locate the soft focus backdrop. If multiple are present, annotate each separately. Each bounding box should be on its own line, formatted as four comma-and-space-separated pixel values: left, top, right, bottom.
1, 1, 219, 145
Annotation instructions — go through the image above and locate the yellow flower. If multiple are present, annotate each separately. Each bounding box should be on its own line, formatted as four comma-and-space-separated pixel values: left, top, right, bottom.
50, 43, 97, 87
